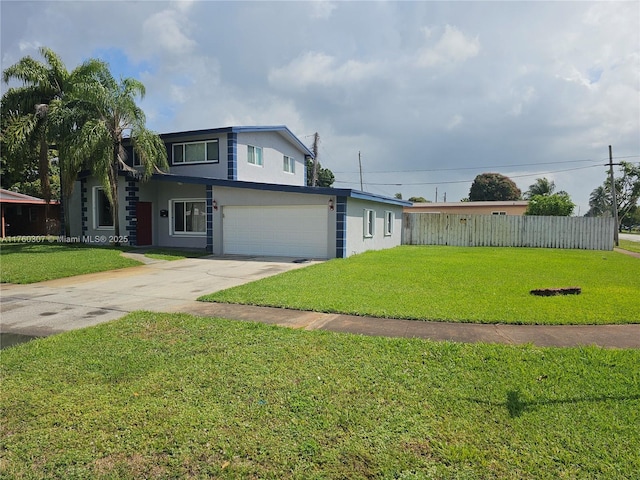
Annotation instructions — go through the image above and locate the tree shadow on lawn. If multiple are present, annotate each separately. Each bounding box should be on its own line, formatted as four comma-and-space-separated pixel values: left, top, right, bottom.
464, 390, 640, 418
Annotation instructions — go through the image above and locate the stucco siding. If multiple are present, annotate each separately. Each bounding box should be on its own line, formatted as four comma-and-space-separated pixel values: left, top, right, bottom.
235, 131, 306, 186
345, 198, 403, 256
79, 177, 129, 243
153, 182, 207, 249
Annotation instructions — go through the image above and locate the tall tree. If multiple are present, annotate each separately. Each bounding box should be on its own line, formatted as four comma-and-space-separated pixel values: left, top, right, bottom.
64, 67, 168, 243
306, 158, 334, 187
2, 47, 105, 230
585, 186, 609, 217
585, 162, 640, 230
469, 173, 521, 201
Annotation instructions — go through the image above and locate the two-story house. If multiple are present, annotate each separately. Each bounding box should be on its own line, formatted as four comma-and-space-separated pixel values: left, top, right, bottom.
69, 125, 409, 259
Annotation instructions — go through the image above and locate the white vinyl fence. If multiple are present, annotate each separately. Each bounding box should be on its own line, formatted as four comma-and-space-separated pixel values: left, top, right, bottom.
402, 213, 615, 250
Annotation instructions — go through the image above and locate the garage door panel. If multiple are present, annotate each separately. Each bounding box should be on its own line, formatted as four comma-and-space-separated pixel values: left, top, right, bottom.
223, 205, 328, 258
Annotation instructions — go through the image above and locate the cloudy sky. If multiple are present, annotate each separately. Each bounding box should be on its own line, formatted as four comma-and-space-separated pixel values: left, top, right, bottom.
2, 0, 639, 213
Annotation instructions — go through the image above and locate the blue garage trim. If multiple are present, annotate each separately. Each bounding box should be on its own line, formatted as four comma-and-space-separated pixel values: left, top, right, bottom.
227, 132, 237, 180
336, 196, 347, 258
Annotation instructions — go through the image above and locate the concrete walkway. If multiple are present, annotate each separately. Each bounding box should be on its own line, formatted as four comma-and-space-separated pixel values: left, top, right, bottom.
179, 301, 640, 349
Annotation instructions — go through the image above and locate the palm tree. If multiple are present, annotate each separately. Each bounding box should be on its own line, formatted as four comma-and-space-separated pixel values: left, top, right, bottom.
2, 47, 105, 232
524, 177, 556, 199
585, 185, 610, 217
65, 67, 168, 243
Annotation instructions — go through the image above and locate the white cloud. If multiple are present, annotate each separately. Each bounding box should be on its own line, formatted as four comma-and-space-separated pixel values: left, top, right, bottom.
268, 51, 381, 90
446, 114, 464, 130
1, 1, 637, 213
142, 8, 196, 57
509, 86, 537, 116
417, 25, 480, 68
310, 1, 337, 20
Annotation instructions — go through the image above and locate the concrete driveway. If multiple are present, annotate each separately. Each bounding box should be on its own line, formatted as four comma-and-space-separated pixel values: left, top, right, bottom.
0, 254, 316, 336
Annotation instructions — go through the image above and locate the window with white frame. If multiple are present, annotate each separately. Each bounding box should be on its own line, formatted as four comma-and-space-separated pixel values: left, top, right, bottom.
283, 155, 295, 173
384, 211, 394, 236
171, 199, 206, 235
93, 187, 114, 228
172, 140, 219, 164
248, 145, 263, 166
363, 209, 375, 238
132, 149, 141, 167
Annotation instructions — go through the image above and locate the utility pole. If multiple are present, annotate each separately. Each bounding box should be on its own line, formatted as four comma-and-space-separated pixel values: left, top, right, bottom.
435, 187, 438, 203
312, 132, 319, 187
609, 145, 619, 246
358, 151, 363, 190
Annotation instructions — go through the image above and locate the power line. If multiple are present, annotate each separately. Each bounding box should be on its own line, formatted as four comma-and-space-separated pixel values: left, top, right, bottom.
332, 155, 639, 175
333, 164, 604, 187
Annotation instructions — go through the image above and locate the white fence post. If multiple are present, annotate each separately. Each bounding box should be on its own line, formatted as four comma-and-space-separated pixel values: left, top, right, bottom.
402, 213, 615, 250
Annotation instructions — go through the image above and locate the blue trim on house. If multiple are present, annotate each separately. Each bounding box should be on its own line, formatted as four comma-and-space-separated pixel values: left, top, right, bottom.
227, 132, 237, 180
80, 179, 88, 235
336, 196, 347, 258
206, 185, 213, 253
150, 173, 411, 206
159, 125, 314, 158
125, 180, 139, 245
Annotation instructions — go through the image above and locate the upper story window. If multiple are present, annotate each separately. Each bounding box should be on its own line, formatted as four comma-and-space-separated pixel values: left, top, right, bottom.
248, 145, 263, 166
172, 140, 219, 165
132, 149, 141, 167
283, 155, 295, 174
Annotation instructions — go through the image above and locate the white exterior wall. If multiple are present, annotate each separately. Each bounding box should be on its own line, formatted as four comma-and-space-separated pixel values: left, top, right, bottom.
80, 177, 129, 244
152, 182, 207, 249
235, 131, 306, 186
67, 181, 83, 237
344, 198, 403, 257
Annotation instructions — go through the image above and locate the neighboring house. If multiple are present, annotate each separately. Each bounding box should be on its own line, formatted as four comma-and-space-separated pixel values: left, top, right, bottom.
69, 126, 409, 259
0, 189, 60, 238
405, 201, 529, 216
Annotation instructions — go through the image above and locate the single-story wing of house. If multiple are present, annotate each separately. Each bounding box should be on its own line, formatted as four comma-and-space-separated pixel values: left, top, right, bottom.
0, 188, 60, 238
68, 125, 410, 259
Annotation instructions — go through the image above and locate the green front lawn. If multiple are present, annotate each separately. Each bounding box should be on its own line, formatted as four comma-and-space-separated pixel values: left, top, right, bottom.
201, 246, 640, 325
2, 312, 638, 479
0, 243, 141, 284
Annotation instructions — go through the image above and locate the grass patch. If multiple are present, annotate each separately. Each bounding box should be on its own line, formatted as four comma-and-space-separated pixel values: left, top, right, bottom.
0, 243, 140, 284
619, 239, 640, 254
1, 312, 638, 479
200, 246, 640, 325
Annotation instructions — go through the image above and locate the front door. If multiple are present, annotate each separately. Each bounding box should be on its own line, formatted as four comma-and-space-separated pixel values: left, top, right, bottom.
136, 202, 152, 246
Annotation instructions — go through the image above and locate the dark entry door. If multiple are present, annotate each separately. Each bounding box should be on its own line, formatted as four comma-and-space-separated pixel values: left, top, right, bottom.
136, 202, 152, 246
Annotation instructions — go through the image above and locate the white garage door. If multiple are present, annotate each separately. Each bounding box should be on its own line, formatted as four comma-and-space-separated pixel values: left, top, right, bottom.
223, 205, 329, 258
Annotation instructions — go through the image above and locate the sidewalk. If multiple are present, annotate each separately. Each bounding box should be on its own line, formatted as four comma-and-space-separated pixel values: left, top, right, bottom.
174, 301, 640, 349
